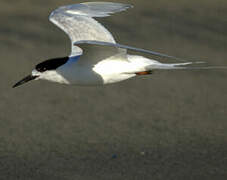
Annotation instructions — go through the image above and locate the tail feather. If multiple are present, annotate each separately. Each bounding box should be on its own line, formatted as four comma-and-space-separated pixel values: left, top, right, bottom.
127, 55, 227, 73
147, 61, 227, 70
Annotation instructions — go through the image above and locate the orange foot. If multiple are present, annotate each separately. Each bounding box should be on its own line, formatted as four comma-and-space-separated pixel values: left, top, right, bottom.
136, 71, 152, 75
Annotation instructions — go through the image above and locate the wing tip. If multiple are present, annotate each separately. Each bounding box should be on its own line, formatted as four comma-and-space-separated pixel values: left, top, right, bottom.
49, 2, 133, 19
83, 2, 134, 17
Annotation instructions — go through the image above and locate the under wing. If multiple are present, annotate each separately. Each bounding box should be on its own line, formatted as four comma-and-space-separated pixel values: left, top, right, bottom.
49, 2, 133, 56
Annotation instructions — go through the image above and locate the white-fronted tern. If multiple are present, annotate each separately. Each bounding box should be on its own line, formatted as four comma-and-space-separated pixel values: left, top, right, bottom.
13, 2, 226, 88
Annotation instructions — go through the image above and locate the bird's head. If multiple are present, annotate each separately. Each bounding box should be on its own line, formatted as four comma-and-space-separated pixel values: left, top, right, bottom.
13, 57, 69, 88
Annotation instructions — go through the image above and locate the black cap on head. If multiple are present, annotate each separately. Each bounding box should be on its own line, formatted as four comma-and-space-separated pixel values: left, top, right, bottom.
36, 57, 69, 72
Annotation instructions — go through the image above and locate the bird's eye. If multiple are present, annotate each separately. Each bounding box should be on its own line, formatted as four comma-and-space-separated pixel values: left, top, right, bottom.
36, 67, 46, 72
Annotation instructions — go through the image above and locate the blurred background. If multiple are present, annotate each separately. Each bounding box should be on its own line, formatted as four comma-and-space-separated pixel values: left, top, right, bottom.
0, 0, 227, 179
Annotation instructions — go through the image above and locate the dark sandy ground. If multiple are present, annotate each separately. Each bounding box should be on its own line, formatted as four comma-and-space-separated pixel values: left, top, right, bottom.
0, 0, 227, 179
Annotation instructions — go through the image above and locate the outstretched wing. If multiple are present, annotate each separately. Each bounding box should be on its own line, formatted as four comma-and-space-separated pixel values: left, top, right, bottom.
73, 41, 227, 69
49, 2, 133, 56
74, 40, 188, 62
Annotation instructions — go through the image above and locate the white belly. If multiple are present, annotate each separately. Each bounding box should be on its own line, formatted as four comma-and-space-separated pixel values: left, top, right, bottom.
92, 60, 136, 84
56, 60, 135, 85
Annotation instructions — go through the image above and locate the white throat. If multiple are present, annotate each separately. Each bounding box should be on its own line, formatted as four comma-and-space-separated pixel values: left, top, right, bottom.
32, 69, 70, 84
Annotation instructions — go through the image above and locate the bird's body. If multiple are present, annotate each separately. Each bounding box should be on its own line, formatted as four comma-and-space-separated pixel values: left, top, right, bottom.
13, 2, 226, 88
35, 54, 151, 85
55, 55, 152, 85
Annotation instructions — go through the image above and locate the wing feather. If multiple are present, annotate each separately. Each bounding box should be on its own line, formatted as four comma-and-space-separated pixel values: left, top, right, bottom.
49, 2, 133, 56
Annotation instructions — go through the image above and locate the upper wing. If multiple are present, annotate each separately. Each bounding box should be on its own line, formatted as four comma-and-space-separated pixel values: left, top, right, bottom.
49, 2, 133, 56
74, 40, 188, 62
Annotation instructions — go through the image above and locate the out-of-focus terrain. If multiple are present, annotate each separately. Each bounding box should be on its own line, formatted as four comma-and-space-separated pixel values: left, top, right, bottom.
0, 0, 227, 179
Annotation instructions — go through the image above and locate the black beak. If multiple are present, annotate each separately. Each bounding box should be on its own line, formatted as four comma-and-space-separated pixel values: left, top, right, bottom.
13, 75, 38, 88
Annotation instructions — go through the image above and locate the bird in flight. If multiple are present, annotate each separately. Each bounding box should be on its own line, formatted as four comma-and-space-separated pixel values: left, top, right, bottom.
13, 2, 225, 88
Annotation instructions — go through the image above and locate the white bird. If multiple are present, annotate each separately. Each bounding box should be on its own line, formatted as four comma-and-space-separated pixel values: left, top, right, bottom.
13, 2, 225, 88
